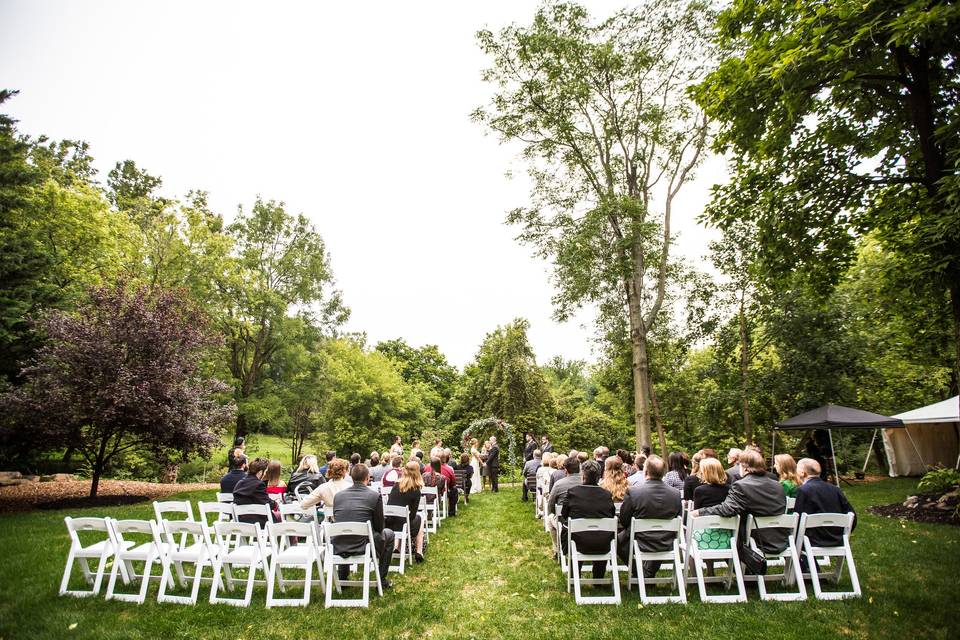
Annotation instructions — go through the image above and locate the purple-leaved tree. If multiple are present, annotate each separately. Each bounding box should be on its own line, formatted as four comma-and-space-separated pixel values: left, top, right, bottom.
2, 282, 235, 496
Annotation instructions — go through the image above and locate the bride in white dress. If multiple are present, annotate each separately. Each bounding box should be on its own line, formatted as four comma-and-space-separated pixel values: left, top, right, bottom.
469, 438, 482, 494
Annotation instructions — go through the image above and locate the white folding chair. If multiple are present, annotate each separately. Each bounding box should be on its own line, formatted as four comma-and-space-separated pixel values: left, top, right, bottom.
216, 492, 234, 503
370, 481, 382, 493
265, 521, 322, 607
383, 505, 412, 574
746, 513, 807, 601
154, 500, 196, 549
627, 516, 686, 604
232, 503, 273, 528
105, 518, 168, 604
565, 518, 620, 605
60, 517, 125, 598
685, 515, 746, 603
417, 496, 430, 543
421, 486, 439, 533
278, 501, 311, 522
322, 521, 383, 608
199, 501, 234, 526
157, 520, 215, 605
209, 520, 272, 607
786, 497, 796, 513
554, 505, 569, 575
797, 512, 860, 600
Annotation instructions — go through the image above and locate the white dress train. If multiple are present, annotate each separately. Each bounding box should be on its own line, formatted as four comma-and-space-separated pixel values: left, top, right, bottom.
470, 446, 482, 494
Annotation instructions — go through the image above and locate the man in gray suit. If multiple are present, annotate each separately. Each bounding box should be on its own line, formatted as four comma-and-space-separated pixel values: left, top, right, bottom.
617, 455, 682, 578
546, 456, 582, 557
331, 463, 395, 590
693, 449, 788, 553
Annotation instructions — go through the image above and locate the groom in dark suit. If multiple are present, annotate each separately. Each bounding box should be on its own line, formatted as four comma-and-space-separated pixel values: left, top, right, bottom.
487, 436, 500, 493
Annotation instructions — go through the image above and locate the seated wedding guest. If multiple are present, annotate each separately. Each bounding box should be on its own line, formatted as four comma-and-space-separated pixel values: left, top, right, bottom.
663, 451, 689, 493
414, 450, 425, 471
300, 458, 352, 512
349, 453, 361, 473
546, 456, 582, 558
453, 452, 474, 504
774, 453, 801, 497
387, 460, 426, 563
233, 457, 279, 526
264, 459, 286, 498
562, 460, 615, 579
692, 449, 788, 554
536, 453, 556, 508
794, 458, 857, 547
577, 451, 589, 464
692, 457, 732, 553
549, 454, 568, 492
319, 450, 336, 477
287, 454, 323, 498
220, 451, 247, 493
422, 457, 447, 502
227, 437, 246, 467
618, 449, 637, 477
683, 449, 716, 501
332, 463, 395, 590
370, 453, 389, 483
600, 455, 628, 503
411, 439, 424, 458
522, 449, 542, 502
726, 448, 742, 484
382, 454, 403, 488
617, 455, 681, 577
440, 450, 458, 516
627, 454, 647, 487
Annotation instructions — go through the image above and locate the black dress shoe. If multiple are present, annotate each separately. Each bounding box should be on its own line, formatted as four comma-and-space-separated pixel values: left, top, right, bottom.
381, 580, 393, 590
414, 552, 425, 563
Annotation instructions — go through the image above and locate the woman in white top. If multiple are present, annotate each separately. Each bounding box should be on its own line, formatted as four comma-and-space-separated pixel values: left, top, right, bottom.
300, 458, 352, 512
469, 437, 483, 494
390, 435, 404, 457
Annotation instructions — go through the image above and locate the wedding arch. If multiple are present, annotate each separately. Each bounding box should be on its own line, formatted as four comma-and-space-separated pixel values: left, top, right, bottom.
460, 417, 518, 468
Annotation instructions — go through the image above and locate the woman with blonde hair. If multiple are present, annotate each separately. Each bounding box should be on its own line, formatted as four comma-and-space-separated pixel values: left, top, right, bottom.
286, 454, 323, 498
692, 457, 732, 552
774, 453, 801, 497
600, 455, 628, 502
387, 460, 426, 562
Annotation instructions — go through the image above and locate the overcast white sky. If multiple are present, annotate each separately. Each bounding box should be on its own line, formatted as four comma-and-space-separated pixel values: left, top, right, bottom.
0, 0, 724, 368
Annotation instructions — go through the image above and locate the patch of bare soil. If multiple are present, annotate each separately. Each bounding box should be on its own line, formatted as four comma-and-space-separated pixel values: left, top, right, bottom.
0, 480, 218, 513
868, 489, 960, 526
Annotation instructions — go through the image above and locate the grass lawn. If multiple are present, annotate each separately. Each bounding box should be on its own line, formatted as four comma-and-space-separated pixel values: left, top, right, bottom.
0, 478, 957, 640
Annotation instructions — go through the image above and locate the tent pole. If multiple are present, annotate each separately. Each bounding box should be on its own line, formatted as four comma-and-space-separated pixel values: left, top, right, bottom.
828, 428, 840, 487
861, 429, 877, 474
903, 426, 928, 472
771, 430, 775, 461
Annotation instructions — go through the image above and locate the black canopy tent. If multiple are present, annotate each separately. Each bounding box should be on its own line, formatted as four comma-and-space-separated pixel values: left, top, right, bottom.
772, 404, 908, 486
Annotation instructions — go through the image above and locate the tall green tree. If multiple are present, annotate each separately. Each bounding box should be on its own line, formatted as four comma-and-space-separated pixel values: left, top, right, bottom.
695, 0, 960, 396
375, 339, 459, 421
474, 0, 713, 448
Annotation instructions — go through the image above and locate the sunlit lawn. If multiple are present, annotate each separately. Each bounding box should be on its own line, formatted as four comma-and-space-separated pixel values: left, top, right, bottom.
0, 478, 956, 640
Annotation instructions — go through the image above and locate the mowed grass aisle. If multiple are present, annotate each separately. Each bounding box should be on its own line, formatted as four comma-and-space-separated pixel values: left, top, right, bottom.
0, 479, 958, 639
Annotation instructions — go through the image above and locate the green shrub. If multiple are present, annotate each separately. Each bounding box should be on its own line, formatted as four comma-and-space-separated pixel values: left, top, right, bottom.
917, 467, 960, 493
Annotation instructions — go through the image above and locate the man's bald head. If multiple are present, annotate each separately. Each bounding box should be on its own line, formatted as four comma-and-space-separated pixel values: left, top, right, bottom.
797, 457, 821, 481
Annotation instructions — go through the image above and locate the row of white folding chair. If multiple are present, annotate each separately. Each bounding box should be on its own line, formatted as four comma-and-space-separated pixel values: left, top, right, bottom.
565, 518, 621, 605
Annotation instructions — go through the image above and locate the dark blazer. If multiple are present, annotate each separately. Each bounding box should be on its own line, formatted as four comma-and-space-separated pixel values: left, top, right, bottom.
682, 475, 703, 502
700, 471, 788, 553
523, 440, 537, 462
331, 483, 385, 557
562, 484, 615, 553
693, 482, 729, 509
231, 474, 275, 527
547, 473, 582, 516
487, 445, 500, 468
220, 469, 246, 494
541, 442, 554, 454
619, 479, 682, 552
286, 470, 323, 497
794, 477, 857, 547
726, 465, 742, 484
549, 469, 566, 492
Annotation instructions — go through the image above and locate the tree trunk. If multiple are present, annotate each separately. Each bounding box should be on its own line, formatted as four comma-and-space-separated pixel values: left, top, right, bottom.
648, 371, 668, 458
631, 325, 652, 451
89, 436, 109, 497
738, 296, 752, 444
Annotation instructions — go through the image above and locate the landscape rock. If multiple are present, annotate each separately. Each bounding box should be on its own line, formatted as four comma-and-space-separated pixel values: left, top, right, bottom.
0, 471, 22, 481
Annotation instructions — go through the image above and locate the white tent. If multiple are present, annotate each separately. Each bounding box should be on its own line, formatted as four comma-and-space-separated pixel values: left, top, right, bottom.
882, 396, 960, 477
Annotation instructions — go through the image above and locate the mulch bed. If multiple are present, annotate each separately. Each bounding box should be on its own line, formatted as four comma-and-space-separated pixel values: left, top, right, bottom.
0, 480, 219, 513
868, 490, 960, 527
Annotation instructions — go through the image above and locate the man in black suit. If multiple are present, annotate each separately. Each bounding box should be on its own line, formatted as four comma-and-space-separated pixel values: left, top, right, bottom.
795, 458, 857, 547
693, 449, 788, 554
219, 450, 247, 493
487, 436, 500, 492
725, 448, 742, 484
546, 456, 582, 557
617, 455, 682, 578
562, 460, 615, 579
232, 457, 277, 528
523, 433, 536, 462
540, 435, 553, 454
521, 449, 541, 502
331, 463, 395, 590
